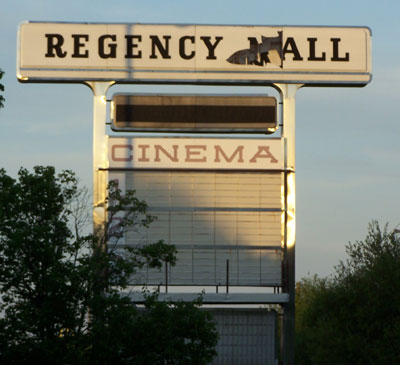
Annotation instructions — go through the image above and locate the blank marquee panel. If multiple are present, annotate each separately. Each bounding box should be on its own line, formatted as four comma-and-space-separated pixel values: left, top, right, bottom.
111, 94, 277, 133
115, 170, 284, 286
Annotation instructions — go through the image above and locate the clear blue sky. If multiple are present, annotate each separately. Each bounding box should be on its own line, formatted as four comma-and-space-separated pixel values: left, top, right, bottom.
1, 0, 399, 279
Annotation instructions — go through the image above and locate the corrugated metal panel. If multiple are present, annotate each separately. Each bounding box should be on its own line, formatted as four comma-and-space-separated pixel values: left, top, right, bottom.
127, 171, 282, 208
120, 171, 283, 286
209, 309, 277, 365
126, 211, 282, 246
130, 248, 281, 286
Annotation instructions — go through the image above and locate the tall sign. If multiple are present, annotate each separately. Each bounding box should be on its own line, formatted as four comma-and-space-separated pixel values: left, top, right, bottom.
18, 22, 371, 86
17, 21, 372, 365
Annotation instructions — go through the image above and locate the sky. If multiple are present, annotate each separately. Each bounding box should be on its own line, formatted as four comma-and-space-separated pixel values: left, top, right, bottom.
1, 0, 399, 279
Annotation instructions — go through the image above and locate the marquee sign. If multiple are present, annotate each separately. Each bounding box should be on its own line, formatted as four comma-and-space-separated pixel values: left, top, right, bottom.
17, 22, 371, 86
108, 137, 283, 170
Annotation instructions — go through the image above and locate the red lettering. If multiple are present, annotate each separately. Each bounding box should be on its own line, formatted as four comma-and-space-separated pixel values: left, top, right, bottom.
214, 145, 244, 163
111, 144, 132, 161
154, 145, 178, 162
185, 145, 207, 162
249, 146, 278, 163
137, 144, 150, 162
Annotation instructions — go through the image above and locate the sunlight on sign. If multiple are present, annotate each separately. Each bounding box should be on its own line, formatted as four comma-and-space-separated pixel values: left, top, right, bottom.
17, 74, 28, 81
286, 172, 296, 248
281, 181, 285, 248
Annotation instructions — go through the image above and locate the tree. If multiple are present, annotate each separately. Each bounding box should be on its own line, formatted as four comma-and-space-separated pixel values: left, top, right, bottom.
295, 221, 400, 364
0, 68, 4, 108
0, 166, 218, 364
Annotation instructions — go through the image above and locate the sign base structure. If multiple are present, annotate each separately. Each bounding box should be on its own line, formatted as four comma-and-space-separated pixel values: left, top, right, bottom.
211, 309, 278, 365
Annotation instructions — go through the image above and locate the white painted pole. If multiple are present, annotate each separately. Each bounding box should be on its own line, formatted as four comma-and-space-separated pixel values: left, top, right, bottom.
86, 81, 114, 233
274, 83, 302, 365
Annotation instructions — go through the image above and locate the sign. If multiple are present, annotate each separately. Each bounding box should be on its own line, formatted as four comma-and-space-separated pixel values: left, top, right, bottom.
108, 137, 284, 170
111, 94, 277, 133
18, 22, 371, 86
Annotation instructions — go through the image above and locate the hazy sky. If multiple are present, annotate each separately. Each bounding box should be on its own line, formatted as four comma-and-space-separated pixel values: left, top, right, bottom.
1, 0, 399, 279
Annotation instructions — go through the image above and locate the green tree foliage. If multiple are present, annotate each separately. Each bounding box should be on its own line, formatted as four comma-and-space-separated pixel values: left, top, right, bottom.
0, 166, 218, 364
295, 221, 400, 364
0, 69, 4, 108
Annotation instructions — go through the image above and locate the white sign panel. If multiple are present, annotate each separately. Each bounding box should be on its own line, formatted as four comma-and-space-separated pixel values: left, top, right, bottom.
108, 137, 283, 170
18, 22, 371, 85
116, 170, 284, 286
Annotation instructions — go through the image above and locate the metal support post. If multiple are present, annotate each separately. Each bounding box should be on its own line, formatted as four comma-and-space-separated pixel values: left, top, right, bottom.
274, 83, 303, 365
85, 81, 114, 234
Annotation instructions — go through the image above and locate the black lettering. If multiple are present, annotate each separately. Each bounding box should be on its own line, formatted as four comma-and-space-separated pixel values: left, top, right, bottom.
45, 34, 67, 58
179, 36, 195, 60
307, 38, 326, 61
125, 35, 142, 58
331, 38, 350, 61
200, 36, 223, 59
71, 34, 89, 58
283, 37, 303, 61
149, 35, 171, 59
99, 34, 117, 59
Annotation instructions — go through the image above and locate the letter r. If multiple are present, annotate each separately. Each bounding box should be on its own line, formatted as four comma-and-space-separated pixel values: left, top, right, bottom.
45, 34, 67, 58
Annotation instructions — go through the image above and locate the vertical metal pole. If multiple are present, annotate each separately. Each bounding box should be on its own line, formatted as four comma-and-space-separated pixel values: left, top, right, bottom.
85, 81, 114, 236
226, 259, 229, 294
274, 83, 302, 365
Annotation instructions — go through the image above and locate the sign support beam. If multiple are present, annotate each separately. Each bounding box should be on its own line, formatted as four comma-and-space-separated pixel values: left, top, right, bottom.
274, 83, 302, 365
85, 81, 114, 234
